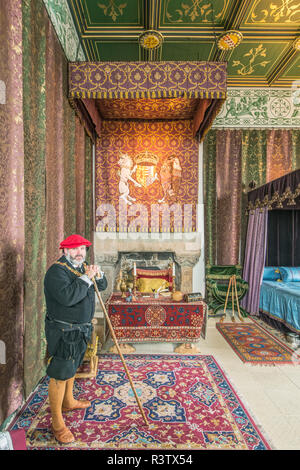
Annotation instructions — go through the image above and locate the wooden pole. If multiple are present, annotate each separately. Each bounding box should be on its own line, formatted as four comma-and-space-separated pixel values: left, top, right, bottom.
233, 275, 244, 322
231, 275, 236, 322
92, 279, 149, 426
220, 276, 232, 323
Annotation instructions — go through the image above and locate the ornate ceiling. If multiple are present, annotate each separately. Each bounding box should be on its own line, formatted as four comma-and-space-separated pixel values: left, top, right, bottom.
67, 0, 300, 87
96, 97, 200, 119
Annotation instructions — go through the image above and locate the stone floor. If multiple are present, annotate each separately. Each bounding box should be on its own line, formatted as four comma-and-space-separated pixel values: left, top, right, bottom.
101, 315, 300, 450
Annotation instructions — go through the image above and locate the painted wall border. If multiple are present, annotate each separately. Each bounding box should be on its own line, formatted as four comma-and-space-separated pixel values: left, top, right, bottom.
213, 86, 300, 128
43, 0, 86, 61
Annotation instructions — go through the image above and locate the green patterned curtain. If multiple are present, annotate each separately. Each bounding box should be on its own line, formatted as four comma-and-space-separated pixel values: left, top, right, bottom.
22, 0, 48, 397
75, 117, 86, 236
240, 129, 267, 264
63, 83, 76, 237
203, 129, 217, 266
75, 120, 94, 260
45, 18, 65, 268
0, 0, 25, 424
241, 130, 267, 189
22, 0, 82, 399
204, 129, 243, 267
216, 129, 242, 265
291, 130, 300, 171
267, 129, 293, 182
85, 134, 94, 263
0, 0, 93, 412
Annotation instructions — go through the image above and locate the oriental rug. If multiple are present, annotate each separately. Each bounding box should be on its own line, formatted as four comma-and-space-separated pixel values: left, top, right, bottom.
8, 354, 271, 450
216, 321, 300, 366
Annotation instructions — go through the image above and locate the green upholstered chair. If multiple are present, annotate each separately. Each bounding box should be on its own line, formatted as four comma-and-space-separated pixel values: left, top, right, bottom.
205, 264, 249, 317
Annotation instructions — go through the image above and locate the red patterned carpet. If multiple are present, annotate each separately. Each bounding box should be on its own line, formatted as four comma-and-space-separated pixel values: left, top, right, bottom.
216, 320, 300, 365
8, 354, 271, 450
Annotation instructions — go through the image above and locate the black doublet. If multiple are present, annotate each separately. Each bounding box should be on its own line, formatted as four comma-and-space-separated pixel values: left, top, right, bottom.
44, 256, 107, 380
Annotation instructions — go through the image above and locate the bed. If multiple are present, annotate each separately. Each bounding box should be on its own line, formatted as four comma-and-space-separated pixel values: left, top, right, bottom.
259, 267, 300, 334
242, 170, 300, 328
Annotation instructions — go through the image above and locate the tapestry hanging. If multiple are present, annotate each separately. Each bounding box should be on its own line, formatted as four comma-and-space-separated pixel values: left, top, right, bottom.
95, 120, 198, 233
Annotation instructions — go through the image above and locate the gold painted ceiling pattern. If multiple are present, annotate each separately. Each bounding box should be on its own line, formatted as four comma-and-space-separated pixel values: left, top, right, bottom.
96, 97, 200, 119
66, 0, 300, 87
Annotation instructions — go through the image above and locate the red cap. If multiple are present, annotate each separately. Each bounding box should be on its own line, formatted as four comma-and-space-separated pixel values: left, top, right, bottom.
59, 234, 92, 249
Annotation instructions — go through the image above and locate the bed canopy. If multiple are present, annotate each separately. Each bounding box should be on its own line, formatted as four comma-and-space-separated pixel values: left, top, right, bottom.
68, 61, 227, 234
68, 61, 227, 142
242, 169, 300, 316
246, 169, 300, 212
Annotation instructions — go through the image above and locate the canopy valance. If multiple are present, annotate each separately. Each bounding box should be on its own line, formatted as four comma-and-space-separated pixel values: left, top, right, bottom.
246, 169, 300, 212
69, 61, 226, 141
69, 61, 227, 100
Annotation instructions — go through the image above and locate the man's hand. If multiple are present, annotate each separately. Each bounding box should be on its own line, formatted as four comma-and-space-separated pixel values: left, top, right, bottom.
85, 265, 100, 280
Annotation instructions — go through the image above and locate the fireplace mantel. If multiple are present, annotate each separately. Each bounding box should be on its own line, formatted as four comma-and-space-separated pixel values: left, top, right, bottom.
94, 232, 201, 300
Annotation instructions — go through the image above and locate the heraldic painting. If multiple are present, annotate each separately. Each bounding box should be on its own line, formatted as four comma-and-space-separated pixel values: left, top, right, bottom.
95, 119, 198, 233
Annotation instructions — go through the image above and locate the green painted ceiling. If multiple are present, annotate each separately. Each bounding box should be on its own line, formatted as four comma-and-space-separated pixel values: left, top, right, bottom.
67, 0, 300, 87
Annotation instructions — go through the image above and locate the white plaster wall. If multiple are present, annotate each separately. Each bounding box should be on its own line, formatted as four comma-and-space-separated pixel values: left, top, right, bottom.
192, 141, 205, 297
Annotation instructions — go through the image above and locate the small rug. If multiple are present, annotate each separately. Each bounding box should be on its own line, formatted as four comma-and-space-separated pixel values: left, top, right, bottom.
216, 321, 300, 365
8, 354, 271, 450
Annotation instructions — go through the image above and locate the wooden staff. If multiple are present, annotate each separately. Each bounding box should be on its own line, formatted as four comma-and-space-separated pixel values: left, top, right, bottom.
92, 278, 149, 427
220, 276, 232, 323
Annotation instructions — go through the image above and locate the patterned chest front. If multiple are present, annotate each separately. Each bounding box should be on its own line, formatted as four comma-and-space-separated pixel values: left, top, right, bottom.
106, 293, 207, 343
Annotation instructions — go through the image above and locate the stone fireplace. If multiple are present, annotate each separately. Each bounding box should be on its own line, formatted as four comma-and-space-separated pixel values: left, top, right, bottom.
94, 232, 202, 303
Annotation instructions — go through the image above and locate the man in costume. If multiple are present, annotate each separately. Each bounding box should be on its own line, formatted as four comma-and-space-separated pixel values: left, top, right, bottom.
44, 234, 107, 444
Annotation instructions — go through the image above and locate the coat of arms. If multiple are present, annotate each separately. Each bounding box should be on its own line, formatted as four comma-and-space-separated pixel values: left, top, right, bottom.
135, 151, 159, 188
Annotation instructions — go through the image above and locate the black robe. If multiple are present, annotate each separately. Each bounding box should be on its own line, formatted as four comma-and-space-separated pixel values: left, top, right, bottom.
44, 255, 107, 380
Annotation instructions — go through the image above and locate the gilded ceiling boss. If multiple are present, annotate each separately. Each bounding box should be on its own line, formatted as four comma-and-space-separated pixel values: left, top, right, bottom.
44, 234, 107, 444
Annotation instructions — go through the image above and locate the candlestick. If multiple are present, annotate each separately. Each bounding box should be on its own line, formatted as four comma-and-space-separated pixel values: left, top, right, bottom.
133, 263, 137, 295
172, 263, 176, 292
120, 279, 127, 298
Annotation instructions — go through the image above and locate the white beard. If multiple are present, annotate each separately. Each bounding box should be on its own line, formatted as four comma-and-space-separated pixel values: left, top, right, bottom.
65, 252, 86, 267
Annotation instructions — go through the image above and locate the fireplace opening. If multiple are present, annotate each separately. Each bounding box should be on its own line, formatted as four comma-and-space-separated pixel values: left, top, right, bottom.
115, 251, 181, 291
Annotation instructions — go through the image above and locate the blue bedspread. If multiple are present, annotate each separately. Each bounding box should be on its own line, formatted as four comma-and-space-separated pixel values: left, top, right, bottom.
259, 281, 300, 333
